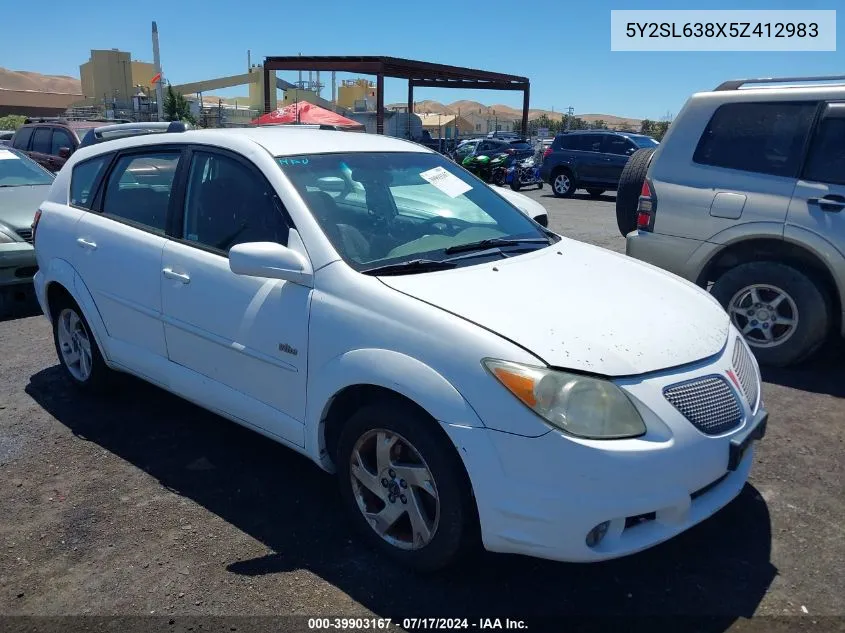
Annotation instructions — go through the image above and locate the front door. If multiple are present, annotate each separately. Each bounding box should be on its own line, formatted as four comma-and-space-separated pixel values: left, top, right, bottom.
787, 101, 845, 276
73, 148, 181, 381
160, 149, 310, 446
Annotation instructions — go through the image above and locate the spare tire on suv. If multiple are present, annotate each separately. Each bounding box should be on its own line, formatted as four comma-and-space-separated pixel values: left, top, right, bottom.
615, 148, 656, 236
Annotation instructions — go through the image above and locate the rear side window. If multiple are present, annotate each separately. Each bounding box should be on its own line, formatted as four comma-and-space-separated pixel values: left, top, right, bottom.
693, 102, 817, 177
12, 127, 33, 150
70, 156, 109, 208
101, 152, 180, 233
31, 128, 52, 154
802, 114, 845, 186
603, 135, 635, 156
571, 135, 602, 152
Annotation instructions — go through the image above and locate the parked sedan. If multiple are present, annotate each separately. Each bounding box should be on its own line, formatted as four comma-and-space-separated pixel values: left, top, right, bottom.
0, 147, 53, 315
33, 127, 765, 571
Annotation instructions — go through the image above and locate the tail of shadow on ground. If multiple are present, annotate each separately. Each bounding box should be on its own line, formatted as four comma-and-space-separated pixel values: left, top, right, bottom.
26, 367, 776, 630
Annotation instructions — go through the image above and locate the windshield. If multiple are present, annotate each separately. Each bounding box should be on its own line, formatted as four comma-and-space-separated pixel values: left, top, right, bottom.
0, 148, 54, 186
278, 152, 552, 272
629, 135, 659, 148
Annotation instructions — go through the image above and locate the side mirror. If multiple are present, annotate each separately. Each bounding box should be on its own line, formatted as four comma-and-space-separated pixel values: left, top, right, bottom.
58, 147, 72, 159
229, 241, 313, 287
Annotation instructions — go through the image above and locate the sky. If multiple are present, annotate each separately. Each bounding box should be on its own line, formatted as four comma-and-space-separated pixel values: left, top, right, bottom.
0, 0, 842, 121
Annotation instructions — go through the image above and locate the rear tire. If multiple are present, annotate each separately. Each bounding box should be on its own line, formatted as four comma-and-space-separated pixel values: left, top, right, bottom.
336, 399, 476, 572
51, 295, 111, 391
551, 170, 575, 198
710, 261, 830, 367
615, 148, 656, 236
510, 180, 521, 191
586, 188, 605, 198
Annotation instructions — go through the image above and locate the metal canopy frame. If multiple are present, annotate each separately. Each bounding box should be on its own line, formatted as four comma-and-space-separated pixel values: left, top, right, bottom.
263, 55, 530, 136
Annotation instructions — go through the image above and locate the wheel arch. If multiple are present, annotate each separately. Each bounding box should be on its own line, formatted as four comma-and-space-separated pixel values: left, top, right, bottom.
42, 258, 111, 363
308, 349, 484, 473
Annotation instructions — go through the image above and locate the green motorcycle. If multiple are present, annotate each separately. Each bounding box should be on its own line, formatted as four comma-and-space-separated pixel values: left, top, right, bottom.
462, 151, 509, 183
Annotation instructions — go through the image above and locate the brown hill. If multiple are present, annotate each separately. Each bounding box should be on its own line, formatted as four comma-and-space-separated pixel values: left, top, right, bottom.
389, 98, 641, 130
0, 67, 82, 94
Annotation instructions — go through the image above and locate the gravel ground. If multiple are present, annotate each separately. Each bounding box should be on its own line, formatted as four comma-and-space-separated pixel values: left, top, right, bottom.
0, 190, 843, 632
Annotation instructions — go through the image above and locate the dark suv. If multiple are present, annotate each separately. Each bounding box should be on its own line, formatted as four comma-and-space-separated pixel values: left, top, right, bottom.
10, 118, 121, 172
540, 130, 658, 198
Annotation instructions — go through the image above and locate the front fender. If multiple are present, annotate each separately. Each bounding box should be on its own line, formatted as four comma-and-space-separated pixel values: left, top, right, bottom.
41, 257, 111, 363
307, 348, 485, 467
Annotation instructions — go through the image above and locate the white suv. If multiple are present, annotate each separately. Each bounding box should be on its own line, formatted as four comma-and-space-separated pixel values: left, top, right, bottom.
33, 127, 766, 570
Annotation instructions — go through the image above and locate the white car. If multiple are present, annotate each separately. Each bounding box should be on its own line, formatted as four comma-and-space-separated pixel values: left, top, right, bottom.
32, 127, 767, 571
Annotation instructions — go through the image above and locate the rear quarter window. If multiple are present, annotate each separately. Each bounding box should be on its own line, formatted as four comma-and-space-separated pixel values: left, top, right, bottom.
693, 102, 817, 177
12, 127, 33, 150
70, 155, 110, 209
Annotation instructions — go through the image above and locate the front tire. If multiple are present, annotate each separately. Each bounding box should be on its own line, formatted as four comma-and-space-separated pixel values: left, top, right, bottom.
551, 170, 575, 198
711, 262, 830, 367
510, 180, 521, 191
52, 296, 111, 390
336, 400, 476, 571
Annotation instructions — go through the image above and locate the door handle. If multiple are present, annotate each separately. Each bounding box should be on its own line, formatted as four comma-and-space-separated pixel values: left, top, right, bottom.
808, 195, 845, 212
162, 268, 191, 284
76, 238, 97, 250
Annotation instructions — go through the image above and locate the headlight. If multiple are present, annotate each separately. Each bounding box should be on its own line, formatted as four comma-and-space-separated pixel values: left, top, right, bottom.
483, 359, 646, 439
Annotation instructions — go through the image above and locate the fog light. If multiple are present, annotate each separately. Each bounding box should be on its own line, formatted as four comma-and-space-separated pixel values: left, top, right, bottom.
585, 521, 610, 548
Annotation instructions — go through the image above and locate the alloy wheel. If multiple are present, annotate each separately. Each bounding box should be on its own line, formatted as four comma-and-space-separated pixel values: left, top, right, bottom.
728, 284, 799, 348
554, 174, 571, 195
349, 429, 440, 550
57, 308, 93, 381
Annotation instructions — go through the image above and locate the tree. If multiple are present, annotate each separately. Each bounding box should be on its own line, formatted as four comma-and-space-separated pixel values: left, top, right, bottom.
590, 119, 608, 129
0, 114, 26, 131
163, 84, 196, 124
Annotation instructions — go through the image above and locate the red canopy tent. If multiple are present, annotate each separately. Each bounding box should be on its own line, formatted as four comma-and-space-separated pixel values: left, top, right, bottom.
252, 102, 365, 130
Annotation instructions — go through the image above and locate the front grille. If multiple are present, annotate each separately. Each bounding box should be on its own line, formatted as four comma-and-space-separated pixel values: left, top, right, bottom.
663, 376, 743, 435
15, 228, 33, 243
732, 338, 759, 410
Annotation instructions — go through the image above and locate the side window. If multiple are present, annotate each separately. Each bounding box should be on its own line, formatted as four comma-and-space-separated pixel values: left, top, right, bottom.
101, 151, 180, 233
70, 156, 109, 209
12, 127, 33, 150
182, 151, 288, 253
693, 102, 817, 177
31, 128, 52, 154
803, 111, 845, 186
604, 135, 635, 156
51, 129, 74, 155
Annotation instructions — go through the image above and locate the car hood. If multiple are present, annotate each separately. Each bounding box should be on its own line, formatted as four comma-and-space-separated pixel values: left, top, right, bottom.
0, 185, 50, 231
378, 239, 730, 376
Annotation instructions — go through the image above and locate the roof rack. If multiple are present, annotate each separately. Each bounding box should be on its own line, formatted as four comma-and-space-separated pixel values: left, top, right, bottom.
77, 121, 191, 149
715, 75, 845, 91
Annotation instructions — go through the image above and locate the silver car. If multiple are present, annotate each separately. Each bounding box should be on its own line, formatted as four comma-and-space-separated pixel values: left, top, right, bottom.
621, 75, 845, 367
0, 147, 53, 315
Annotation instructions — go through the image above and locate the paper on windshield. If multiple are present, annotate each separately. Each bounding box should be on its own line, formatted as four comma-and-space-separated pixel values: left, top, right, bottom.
0, 149, 20, 160
419, 166, 472, 198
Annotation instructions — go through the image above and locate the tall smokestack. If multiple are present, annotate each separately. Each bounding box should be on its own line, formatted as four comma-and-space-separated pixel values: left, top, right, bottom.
247, 49, 251, 69
331, 71, 337, 109
152, 21, 164, 120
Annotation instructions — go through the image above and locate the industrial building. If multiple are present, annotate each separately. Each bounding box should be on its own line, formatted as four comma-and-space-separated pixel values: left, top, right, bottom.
77, 49, 157, 108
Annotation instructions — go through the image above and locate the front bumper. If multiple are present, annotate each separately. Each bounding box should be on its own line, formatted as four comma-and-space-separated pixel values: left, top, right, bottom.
0, 242, 37, 287
445, 339, 765, 563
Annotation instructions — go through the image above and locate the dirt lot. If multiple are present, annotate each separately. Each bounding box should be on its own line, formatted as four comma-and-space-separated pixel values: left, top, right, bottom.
1, 190, 843, 632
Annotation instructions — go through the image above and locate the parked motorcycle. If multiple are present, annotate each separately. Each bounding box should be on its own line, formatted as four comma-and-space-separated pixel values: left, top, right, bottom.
489, 153, 514, 186
507, 156, 543, 191
462, 151, 510, 184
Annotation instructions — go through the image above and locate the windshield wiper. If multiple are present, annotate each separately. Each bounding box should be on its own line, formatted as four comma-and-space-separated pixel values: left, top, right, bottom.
361, 258, 458, 276
443, 237, 551, 255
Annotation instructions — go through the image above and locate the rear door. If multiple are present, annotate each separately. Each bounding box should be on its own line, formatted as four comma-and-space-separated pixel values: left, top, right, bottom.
600, 134, 637, 186
50, 128, 75, 171
571, 134, 604, 184
73, 147, 182, 381
29, 127, 55, 171
786, 102, 845, 267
